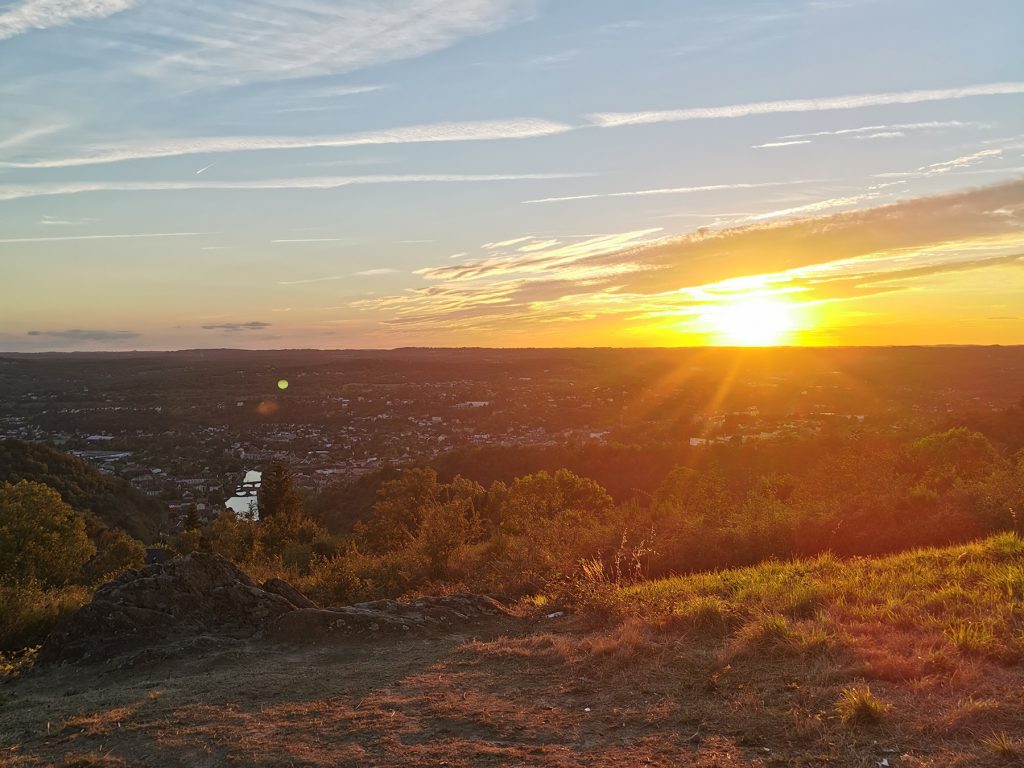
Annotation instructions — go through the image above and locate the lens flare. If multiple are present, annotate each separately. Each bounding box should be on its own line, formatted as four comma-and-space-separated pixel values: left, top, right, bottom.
277, 379, 289, 390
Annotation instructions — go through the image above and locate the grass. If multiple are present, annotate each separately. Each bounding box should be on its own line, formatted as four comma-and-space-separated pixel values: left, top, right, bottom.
834, 684, 891, 725
981, 730, 1021, 759
583, 532, 1024, 670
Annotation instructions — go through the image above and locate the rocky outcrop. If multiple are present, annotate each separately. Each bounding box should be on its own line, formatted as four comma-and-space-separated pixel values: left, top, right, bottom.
39, 553, 295, 665
269, 594, 509, 641
39, 553, 510, 665
262, 577, 319, 610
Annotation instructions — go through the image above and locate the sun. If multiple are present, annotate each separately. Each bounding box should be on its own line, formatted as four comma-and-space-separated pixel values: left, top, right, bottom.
705, 297, 797, 346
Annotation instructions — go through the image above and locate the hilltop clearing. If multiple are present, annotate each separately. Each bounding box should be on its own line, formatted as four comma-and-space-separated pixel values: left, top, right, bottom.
2, 535, 1022, 767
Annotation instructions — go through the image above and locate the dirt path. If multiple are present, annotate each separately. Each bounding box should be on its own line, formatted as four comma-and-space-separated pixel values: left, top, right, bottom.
3, 616, 1020, 767
0, 617, 760, 768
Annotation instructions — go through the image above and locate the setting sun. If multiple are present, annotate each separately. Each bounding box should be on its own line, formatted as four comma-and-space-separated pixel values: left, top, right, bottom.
705, 298, 797, 346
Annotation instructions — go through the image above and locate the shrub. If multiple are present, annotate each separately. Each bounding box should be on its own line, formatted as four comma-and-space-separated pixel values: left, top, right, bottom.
0, 480, 95, 586
0, 581, 90, 652
82, 529, 146, 582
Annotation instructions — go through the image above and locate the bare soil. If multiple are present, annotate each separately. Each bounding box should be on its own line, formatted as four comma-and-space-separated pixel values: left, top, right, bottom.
2, 615, 1022, 767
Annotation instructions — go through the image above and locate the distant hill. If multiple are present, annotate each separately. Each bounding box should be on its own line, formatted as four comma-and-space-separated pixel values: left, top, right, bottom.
0, 439, 167, 542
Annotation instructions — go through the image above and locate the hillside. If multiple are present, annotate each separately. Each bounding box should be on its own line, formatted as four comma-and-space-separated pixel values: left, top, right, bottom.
3, 535, 1022, 767
0, 439, 167, 543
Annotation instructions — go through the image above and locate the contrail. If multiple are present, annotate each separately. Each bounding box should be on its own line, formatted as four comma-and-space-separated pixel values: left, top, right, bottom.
195, 164, 213, 175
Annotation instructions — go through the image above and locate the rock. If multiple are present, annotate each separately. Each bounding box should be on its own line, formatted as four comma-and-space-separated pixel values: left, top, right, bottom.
40, 555, 512, 664
263, 578, 319, 609
269, 594, 512, 642
39, 553, 296, 665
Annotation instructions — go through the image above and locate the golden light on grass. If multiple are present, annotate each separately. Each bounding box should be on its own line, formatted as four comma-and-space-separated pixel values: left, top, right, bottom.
702, 297, 798, 346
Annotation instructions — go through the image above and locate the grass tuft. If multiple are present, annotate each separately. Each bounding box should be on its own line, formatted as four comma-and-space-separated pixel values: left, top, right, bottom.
834, 685, 891, 726
981, 730, 1021, 759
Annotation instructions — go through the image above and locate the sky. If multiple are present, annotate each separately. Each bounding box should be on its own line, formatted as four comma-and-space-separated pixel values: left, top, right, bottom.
0, 0, 1022, 351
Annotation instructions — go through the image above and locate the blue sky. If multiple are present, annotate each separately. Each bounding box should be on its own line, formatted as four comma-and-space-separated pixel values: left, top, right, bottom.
1, 0, 1022, 349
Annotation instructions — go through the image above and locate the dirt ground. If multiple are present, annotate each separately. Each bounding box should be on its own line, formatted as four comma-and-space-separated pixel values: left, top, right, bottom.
1, 615, 1021, 768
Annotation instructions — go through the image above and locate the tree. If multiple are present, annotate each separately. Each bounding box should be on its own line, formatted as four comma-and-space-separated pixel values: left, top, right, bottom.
259, 460, 302, 520
357, 468, 441, 553
0, 480, 95, 585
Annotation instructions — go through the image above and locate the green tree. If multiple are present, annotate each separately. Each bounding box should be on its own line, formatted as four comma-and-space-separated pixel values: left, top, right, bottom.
259, 460, 302, 520
0, 480, 95, 585
357, 468, 441, 553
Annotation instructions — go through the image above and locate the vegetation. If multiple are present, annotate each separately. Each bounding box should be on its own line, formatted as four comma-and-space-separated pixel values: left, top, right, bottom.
0, 478, 147, 651
0, 439, 167, 542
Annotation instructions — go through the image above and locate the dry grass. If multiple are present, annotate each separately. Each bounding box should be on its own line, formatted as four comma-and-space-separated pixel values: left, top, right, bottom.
834, 684, 891, 725
2, 533, 1023, 767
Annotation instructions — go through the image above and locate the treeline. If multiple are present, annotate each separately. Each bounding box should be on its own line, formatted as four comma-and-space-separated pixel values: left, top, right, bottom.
0, 439, 167, 542
191, 425, 1024, 607
4, 420, 1023, 653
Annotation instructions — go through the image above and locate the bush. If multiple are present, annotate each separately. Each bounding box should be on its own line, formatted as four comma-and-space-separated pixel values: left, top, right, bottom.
0, 581, 90, 652
0, 480, 95, 586
83, 529, 146, 582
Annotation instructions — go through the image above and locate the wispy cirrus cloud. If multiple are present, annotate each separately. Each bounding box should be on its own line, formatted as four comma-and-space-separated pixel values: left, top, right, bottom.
279, 268, 397, 285
0, 231, 209, 243
26, 328, 139, 342
588, 82, 1024, 128
413, 229, 664, 282
355, 180, 1024, 334
2, 118, 573, 169
0, 0, 134, 40
876, 148, 1007, 179
126, 0, 536, 89
523, 179, 813, 205
0, 122, 69, 151
200, 321, 271, 332
753, 121, 983, 149
752, 140, 812, 149
778, 120, 979, 141
0, 172, 585, 203
271, 238, 350, 244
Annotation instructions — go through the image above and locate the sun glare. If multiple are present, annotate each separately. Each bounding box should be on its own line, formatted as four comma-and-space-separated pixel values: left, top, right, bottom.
705, 298, 797, 346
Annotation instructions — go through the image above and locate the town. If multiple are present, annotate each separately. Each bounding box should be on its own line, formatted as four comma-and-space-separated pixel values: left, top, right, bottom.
2, 346, 1021, 529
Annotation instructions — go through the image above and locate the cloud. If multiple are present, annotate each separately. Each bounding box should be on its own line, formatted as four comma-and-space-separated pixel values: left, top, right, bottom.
38, 215, 94, 226
778, 120, 978, 140
588, 82, 1024, 128
523, 179, 815, 204
0, 231, 209, 243
2, 119, 573, 168
26, 328, 139, 341
919, 149, 1003, 175
875, 148, 1007, 179
278, 276, 347, 286
271, 238, 350, 244
0, 0, 134, 40
524, 49, 580, 68
482, 236, 533, 249
413, 229, 664, 282
124, 0, 535, 89
0, 172, 585, 203
200, 321, 271, 332
753, 140, 813, 149
355, 180, 1024, 334
0, 122, 68, 151
353, 268, 398, 276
